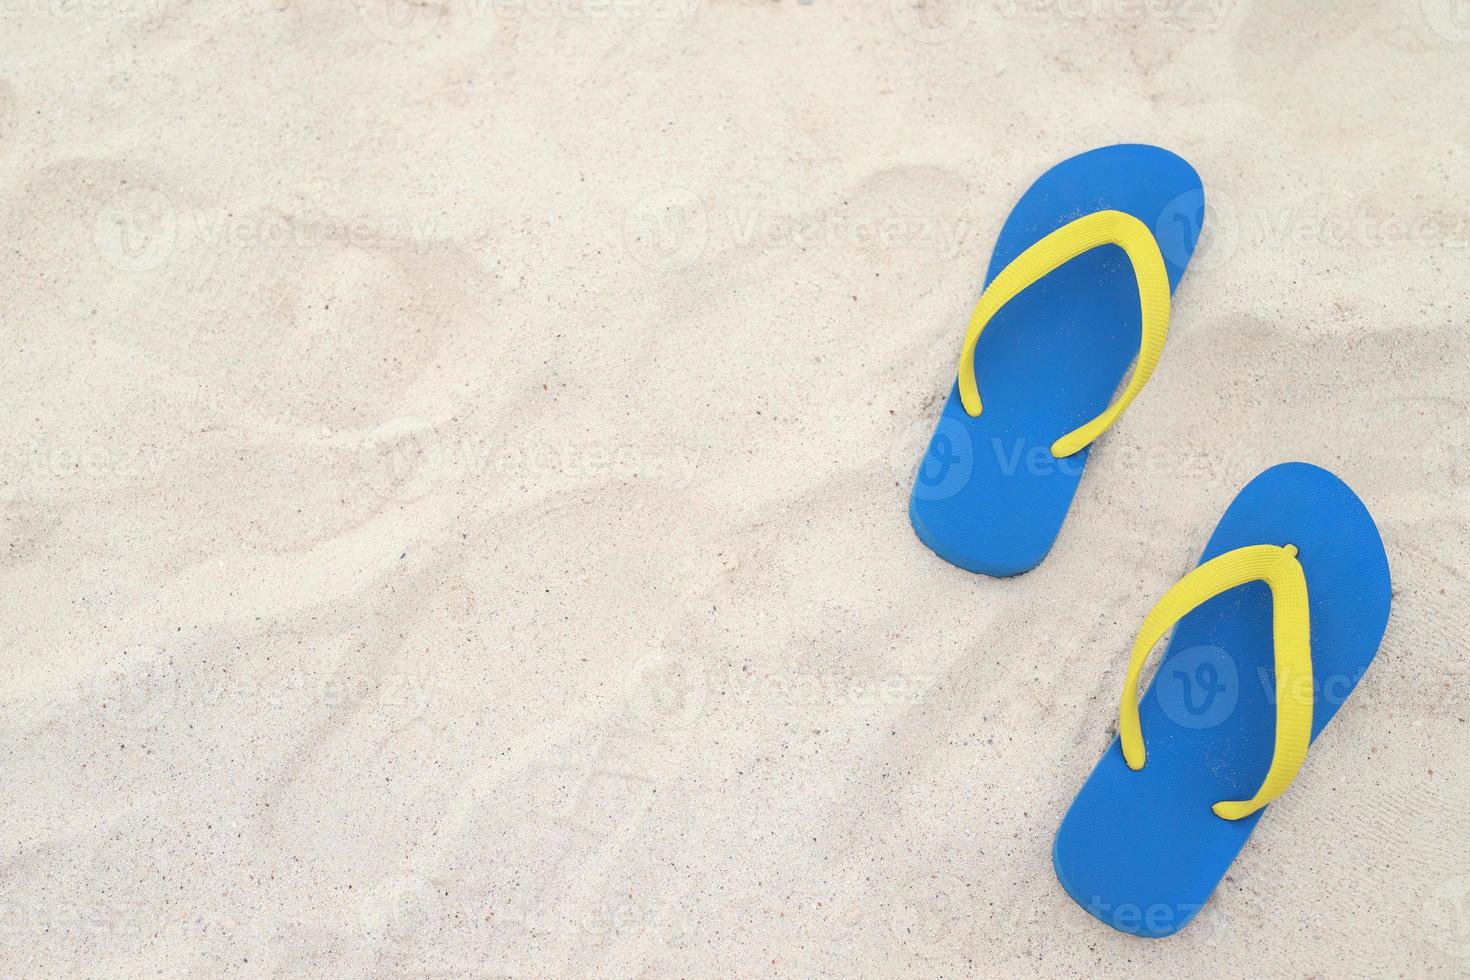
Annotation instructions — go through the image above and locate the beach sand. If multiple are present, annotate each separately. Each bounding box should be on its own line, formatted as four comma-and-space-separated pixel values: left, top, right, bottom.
1, 0, 1467, 975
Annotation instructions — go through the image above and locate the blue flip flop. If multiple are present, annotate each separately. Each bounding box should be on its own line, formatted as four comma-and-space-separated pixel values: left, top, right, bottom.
1052, 462, 1393, 938
909, 144, 1204, 577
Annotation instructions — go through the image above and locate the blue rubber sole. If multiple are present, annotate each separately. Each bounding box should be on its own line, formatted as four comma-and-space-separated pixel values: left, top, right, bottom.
910, 144, 1204, 577
1052, 462, 1393, 938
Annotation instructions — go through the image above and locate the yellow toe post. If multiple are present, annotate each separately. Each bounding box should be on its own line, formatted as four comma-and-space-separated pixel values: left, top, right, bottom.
954, 209, 1171, 457
1117, 544, 1313, 820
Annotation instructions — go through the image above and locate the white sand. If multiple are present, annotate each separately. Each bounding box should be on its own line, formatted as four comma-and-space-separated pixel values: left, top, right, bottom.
2, 0, 1468, 975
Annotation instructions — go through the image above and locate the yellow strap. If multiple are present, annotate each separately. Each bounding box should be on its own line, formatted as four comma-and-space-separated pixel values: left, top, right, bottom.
955, 209, 1171, 458
1119, 544, 1313, 821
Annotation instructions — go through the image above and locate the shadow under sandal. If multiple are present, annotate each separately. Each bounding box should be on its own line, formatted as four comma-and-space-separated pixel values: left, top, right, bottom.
1052, 462, 1393, 938
909, 143, 1204, 577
